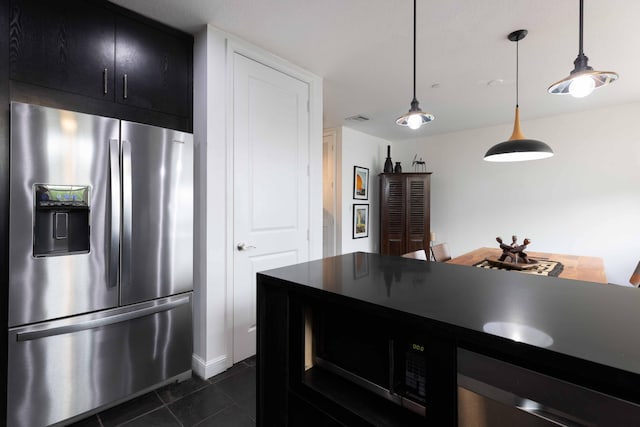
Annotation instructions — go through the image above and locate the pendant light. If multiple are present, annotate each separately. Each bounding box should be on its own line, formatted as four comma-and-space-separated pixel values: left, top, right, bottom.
484, 30, 553, 162
548, 0, 618, 97
396, 0, 434, 130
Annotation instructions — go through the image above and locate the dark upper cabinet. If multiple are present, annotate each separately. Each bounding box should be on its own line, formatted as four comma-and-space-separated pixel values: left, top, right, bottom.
379, 173, 431, 256
8, 0, 192, 124
9, 0, 115, 101
115, 14, 191, 117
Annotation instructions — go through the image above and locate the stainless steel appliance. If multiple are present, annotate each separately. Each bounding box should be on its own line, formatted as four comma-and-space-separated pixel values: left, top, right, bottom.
458, 348, 640, 427
313, 304, 427, 416
7, 102, 194, 427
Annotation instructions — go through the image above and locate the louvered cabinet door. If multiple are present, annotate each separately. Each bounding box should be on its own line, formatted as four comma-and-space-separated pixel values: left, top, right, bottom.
406, 174, 430, 253
379, 173, 431, 256
380, 174, 406, 255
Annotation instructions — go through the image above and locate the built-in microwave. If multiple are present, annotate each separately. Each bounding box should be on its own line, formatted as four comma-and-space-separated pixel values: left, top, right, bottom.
312, 304, 427, 416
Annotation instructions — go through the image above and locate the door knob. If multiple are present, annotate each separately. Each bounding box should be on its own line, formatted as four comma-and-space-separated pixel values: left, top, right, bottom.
237, 243, 256, 251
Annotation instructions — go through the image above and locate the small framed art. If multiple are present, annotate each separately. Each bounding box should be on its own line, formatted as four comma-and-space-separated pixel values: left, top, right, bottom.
353, 166, 369, 200
352, 204, 369, 239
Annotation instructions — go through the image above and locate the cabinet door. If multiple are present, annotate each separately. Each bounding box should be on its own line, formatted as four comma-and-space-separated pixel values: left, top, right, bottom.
115, 15, 192, 117
380, 175, 406, 256
120, 121, 194, 305
405, 175, 430, 253
9, 0, 115, 100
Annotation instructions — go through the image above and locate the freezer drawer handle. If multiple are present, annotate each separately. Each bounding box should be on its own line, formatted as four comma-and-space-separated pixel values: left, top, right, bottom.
16, 296, 190, 342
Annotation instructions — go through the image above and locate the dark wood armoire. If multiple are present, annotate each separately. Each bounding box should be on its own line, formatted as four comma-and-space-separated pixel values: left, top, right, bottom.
379, 173, 431, 256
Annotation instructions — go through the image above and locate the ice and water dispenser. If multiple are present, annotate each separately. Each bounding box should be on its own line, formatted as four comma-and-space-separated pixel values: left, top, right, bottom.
33, 184, 90, 256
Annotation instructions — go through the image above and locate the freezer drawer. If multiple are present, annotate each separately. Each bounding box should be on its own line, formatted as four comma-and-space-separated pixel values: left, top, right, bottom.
7, 293, 193, 427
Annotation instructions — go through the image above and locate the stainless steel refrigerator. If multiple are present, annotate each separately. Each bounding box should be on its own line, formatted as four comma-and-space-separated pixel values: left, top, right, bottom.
7, 102, 194, 427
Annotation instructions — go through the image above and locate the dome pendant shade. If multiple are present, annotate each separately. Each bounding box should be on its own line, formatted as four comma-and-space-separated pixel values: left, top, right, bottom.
484, 29, 554, 162
548, 0, 618, 97
484, 106, 554, 162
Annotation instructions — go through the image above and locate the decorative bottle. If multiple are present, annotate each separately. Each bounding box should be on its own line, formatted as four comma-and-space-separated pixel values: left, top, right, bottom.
394, 162, 402, 173
383, 145, 393, 173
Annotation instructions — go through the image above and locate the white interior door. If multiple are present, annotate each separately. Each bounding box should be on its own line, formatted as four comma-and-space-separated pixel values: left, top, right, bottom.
233, 53, 310, 363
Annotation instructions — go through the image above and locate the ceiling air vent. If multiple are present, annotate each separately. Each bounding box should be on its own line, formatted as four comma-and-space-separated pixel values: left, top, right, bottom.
345, 114, 370, 122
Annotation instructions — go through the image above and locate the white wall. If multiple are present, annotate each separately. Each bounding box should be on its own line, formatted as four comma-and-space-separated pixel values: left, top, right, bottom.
192, 25, 323, 379
192, 26, 230, 379
338, 127, 392, 254
392, 102, 640, 286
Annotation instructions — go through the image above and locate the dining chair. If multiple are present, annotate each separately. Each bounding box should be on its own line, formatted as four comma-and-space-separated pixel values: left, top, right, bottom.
630, 261, 640, 287
401, 249, 428, 261
431, 243, 452, 262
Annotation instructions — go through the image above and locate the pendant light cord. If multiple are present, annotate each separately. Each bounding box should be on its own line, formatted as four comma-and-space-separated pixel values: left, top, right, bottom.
578, 0, 584, 55
515, 38, 519, 107
412, 0, 417, 102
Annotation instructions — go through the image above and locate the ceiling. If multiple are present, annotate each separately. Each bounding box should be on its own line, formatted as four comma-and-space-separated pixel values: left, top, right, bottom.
111, 0, 640, 141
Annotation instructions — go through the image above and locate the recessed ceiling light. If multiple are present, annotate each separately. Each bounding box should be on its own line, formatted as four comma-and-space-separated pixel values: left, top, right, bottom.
487, 79, 504, 87
431, 83, 441, 89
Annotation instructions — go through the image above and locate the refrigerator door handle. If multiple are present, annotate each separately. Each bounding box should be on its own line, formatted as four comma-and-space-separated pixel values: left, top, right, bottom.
121, 139, 132, 290
16, 295, 191, 342
109, 138, 121, 289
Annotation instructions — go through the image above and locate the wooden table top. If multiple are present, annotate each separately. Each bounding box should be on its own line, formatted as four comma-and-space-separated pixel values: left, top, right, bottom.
448, 247, 607, 284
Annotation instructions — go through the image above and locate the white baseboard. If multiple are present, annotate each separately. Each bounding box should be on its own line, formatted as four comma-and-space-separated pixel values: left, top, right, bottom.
192, 353, 228, 380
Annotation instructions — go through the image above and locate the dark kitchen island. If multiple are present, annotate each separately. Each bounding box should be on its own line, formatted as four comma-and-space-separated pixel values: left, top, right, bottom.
257, 252, 640, 426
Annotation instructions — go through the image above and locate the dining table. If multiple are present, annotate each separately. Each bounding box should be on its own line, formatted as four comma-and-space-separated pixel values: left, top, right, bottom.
447, 246, 607, 284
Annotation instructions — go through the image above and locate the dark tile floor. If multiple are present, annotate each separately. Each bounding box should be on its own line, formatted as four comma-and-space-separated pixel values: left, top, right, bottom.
69, 357, 256, 427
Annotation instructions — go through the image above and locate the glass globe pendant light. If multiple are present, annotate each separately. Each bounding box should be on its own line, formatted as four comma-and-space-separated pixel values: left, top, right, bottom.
548, 0, 618, 97
396, 0, 434, 130
484, 30, 554, 162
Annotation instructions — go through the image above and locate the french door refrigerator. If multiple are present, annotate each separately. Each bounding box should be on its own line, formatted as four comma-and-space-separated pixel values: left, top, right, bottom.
7, 102, 194, 427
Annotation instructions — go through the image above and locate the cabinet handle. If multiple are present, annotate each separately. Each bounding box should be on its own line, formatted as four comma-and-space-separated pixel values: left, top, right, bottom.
103, 68, 108, 94
123, 73, 128, 99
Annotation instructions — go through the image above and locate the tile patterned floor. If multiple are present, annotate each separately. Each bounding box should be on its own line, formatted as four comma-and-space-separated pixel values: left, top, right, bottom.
69, 357, 256, 427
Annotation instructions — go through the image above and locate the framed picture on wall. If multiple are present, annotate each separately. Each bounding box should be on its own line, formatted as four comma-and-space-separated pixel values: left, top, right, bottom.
352, 204, 369, 239
353, 166, 369, 200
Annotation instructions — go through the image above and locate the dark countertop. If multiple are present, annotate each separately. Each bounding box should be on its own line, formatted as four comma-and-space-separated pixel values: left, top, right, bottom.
260, 251, 640, 379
